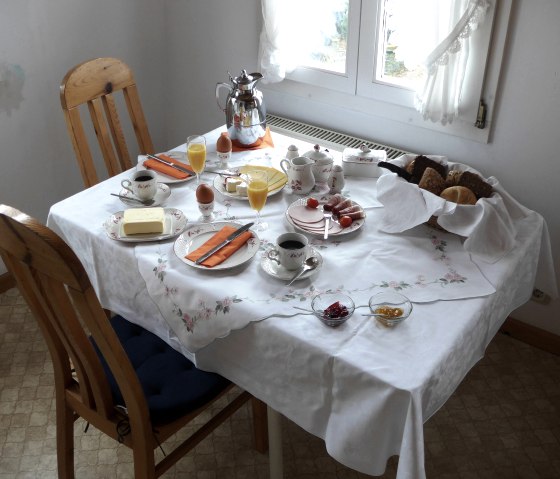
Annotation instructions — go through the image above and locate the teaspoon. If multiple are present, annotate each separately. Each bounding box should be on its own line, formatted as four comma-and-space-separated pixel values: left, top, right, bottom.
286, 256, 319, 286
110, 193, 155, 206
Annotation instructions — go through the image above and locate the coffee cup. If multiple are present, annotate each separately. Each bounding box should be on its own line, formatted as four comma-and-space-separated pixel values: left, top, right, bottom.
121, 170, 158, 201
267, 232, 308, 270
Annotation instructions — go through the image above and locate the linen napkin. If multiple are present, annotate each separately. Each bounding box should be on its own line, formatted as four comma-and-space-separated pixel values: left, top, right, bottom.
232, 127, 275, 151
186, 226, 253, 267
143, 154, 193, 179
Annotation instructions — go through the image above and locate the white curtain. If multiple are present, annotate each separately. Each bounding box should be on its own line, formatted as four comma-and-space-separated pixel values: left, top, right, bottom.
414, 0, 491, 124
259, 0, 319, 83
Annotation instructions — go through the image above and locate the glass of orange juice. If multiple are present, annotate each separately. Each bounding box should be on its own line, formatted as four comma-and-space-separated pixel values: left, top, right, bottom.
247, 170, 269, 231
187, 135, 206, 184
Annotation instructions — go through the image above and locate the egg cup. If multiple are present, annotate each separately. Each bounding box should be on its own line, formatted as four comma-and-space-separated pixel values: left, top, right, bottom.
198, 201, 215, 222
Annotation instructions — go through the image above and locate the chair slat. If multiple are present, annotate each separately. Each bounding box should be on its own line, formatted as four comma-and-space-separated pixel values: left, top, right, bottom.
124, 85, 155, 156
103, 94, 132, 171
88, 97, 121, 178
63, 108, 100, 187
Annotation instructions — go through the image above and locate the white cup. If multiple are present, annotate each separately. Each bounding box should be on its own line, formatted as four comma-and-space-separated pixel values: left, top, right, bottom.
267, 233, 309, 270
121, 170, 157, 201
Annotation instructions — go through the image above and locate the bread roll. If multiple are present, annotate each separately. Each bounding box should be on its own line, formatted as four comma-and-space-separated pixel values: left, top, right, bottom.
455, 171, 493, 199
411, 155, 447, 184
418, 167, 446, 196
440, 186, 477, 205
445, 170, 461, 188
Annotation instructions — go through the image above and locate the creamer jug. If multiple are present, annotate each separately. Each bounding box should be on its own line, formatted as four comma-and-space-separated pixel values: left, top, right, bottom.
280, 156, 315, 194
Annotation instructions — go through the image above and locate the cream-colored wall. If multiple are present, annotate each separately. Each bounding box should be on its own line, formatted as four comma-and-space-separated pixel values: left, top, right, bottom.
1, 0, 558, 335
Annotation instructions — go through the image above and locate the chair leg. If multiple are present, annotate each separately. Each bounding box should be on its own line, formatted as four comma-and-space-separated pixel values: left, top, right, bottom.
251, 397, 269, 453
56, 398, 76, 479
132, 429, 156, 479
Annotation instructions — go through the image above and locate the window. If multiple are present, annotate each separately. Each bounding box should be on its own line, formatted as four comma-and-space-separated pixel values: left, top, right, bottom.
259, 0, 512, 142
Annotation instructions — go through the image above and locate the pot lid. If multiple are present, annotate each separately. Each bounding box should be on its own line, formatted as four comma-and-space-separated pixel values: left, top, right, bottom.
231, 70, 264, 90
302, 144, 333, 162
343, 144, 387, 163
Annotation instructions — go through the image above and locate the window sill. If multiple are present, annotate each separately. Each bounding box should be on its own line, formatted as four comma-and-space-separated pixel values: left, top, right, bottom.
261, 79, 492, 144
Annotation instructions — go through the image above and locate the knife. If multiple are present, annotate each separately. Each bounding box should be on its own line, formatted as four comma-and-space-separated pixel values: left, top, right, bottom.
145, 153, 195, 176
195, 222, 254, 265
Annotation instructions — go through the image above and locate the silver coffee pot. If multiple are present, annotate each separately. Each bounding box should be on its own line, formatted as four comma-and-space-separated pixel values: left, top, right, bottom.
216, 70, 266, 147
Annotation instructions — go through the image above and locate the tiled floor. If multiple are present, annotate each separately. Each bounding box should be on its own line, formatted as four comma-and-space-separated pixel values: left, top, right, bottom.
1, 287, 559, 479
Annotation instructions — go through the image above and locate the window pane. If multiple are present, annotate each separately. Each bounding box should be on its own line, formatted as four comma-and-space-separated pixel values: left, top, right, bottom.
298, 0, 349, 74
378, 0, 432, 90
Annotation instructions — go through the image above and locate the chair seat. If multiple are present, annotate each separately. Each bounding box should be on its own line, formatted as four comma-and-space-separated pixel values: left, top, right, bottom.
95, 316, 231, 425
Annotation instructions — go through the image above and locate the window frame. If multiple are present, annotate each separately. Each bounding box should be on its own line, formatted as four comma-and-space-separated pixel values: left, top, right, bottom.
275, 0, 512, 143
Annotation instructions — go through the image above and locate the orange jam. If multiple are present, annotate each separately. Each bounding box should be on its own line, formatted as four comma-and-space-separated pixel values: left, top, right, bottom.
374, 306, 404, 318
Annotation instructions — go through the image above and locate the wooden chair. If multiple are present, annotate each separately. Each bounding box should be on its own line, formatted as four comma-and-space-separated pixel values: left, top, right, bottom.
60, 57, 155, 187
0, 204, 267, 478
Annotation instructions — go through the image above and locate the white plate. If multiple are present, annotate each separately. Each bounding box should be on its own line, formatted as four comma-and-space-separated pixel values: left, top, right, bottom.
103, 208, 187, 242
118, 183, 171, 208
212, 170, 286, 200
173, 221, 260, 270
261, 247, 323, 281
138, 152, 196, 184
285, 196, 366, 236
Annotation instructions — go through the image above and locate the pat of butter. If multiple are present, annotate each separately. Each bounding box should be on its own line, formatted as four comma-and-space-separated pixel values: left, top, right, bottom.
226, 177, 242, 193
236, 181, 248, 196
122, 207, 165, 235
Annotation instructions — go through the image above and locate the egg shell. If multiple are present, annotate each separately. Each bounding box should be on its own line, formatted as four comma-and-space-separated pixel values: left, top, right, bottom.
196, 184, 214, 204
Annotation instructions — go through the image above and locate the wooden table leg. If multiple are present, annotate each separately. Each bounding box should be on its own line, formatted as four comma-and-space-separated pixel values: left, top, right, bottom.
267, 405, 283, 479
251, 397, 269, 453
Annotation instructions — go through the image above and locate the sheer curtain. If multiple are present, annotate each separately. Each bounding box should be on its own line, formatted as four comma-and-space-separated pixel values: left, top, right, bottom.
259, 0, 319, 83
413, 0, 491, 124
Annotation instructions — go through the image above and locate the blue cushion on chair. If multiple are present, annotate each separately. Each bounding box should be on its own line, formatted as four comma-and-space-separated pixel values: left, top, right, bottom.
93, 315, 230, 425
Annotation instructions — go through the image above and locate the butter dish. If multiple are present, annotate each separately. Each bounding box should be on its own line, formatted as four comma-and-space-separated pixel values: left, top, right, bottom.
103, 208, 187, 243
342, 144, 386, 177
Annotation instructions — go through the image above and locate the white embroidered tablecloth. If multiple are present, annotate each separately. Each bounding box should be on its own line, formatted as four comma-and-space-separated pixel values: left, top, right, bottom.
47, 126, 558, 479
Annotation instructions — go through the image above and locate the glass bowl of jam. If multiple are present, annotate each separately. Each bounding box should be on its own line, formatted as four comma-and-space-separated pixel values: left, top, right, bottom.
368, 291, 413, 327
311, 293, 355, 327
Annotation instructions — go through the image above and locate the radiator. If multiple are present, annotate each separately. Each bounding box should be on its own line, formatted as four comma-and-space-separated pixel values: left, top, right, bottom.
266, 114, 411, 160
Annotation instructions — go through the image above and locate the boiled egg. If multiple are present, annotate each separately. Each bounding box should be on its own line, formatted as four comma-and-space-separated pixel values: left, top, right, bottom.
196, 184, 214, 204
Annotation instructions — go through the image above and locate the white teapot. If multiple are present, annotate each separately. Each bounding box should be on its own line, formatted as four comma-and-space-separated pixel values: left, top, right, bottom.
302, 144, 334, 183
280, 156, 315, 194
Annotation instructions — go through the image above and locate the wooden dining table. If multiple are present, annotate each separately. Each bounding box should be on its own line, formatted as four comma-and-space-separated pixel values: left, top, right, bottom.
47, 125, 556, 479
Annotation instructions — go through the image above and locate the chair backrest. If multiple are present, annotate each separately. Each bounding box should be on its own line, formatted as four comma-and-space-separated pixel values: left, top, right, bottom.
60, 57, 155, 187
0, 204, 151, 436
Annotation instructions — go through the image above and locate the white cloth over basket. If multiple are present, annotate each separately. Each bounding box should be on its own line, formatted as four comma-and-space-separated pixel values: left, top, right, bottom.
377, 155, 535, 264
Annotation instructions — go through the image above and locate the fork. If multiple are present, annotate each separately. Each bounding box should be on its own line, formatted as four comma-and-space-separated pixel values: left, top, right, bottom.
323, 208, 332, 240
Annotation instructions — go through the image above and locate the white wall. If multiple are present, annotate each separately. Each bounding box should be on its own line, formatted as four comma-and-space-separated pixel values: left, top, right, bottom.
163, 0, 261, 147
1, 0, 558, 335
0, 0, 166, 226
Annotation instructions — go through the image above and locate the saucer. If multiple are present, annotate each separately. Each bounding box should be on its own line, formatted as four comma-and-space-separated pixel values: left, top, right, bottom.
118, 183, 171, 207
261, 247, 323, 281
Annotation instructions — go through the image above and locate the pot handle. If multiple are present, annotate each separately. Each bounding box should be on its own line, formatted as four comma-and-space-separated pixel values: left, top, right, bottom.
215, 82, 232, 113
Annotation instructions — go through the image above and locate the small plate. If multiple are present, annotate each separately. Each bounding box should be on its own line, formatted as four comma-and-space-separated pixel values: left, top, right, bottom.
118, 183, 171, 207
285, 196, 366, 236
138, 152, 196, 184
261, 247, 323, 281
212, 166, 287, 200
173, 221, 260, 270
103, 208, 187, 242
